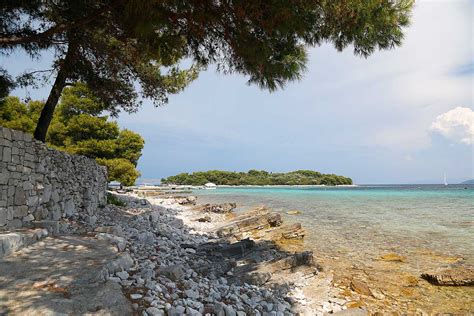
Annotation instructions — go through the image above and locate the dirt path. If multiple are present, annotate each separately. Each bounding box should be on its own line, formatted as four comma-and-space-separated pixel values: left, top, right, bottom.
0, 235, 132, 315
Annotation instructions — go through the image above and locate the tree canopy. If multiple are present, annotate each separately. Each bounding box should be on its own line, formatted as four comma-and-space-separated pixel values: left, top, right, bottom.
0, 84, 144, 185
161, 170, 352, 186
1, 0, 414, 141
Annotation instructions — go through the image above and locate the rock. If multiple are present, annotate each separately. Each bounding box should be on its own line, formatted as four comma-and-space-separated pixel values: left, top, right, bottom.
87, 215, 97, 226
333, 308, 368, 315
185, 289, 200, 299
241, 272, 272, 286
116, 271, 129, 280
137, 231, 155, 244
169, 305, 186, 316
286, 210, 302, 215
96, 233, 127, 252
421, 267, 474, 286
350, 279, 372, 296
196, 215, 212, 222
268, 223, 306, 240
130, 293, 143, 299
274, 251, 315, 270
95, 225, 123, 236
103, 253, 134, 275
224, 305, 237, 316
169, 218, 184, 228
379, 253, 406, 262
216, 208, 282, 237
22, 214, 35, 222
175, 196, 197, 205
220, 239, 255, 257
198, 203, 237, 214
159, 264, 185, 281
371, 288, 386, 300
146, 307, 165, 316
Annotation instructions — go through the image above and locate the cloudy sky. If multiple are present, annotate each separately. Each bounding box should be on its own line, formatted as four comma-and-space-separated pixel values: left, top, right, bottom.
4, 0, 473, 184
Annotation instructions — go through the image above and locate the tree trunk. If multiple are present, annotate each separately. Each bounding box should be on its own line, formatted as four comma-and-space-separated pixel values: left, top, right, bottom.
33, 41, 76, 142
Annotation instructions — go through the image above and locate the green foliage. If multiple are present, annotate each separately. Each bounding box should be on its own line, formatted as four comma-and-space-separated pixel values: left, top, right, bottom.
98, 158, 140, 187
0, 84, 144, 185
107, 193, 127, 207
162, 170, 352, 186
1, 1, 414, 139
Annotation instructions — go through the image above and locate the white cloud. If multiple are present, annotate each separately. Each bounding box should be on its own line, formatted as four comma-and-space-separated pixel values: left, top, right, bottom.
430, 107, 474, 144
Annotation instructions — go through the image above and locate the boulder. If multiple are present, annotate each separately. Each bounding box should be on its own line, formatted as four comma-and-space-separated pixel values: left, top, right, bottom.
159, 264, 186, 281
216, 208, 282, 238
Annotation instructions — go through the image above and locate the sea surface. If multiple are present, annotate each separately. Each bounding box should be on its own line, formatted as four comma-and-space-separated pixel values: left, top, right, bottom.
193, 185, 474, 313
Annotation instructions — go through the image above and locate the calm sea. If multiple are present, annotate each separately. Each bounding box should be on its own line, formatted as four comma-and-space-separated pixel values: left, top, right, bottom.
193, 184, 474, 312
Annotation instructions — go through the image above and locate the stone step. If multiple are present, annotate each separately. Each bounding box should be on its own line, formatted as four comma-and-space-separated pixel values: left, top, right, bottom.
0, 228, 49, 258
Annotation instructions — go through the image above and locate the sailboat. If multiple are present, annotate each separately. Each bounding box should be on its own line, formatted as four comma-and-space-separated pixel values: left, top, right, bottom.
444, 173, 448, 186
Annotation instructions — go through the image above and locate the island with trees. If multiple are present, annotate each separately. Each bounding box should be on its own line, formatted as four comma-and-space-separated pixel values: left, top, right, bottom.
161, 170, 352, 186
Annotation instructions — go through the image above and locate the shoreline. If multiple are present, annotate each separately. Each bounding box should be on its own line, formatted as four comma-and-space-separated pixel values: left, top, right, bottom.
189, 188, 474, 314
3, 188, 471, 315
112, 189, 350, 315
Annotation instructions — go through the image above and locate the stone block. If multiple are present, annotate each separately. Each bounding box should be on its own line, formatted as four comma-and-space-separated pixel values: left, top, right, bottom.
2, 147, 11, 162
64, 199, 76, 217
12, 154, 20, 164
0, 170, 9, 185
23, 132, 32, 142
13, 205, 28, 218
27, 195, 39, 207
3, 128, 11, 140
11, 129, 23, 141
7, 218, 22, 229
0, 208, 6, 226
22, 181, 33, 191
14, 187, 27, 205
0, 233, 23, 257
42, 184, 52, 203
32, 220, 59, 235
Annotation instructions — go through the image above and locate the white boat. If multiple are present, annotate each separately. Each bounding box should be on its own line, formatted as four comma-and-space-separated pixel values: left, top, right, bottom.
444, 173, 448, 186
204, 182, 217, 189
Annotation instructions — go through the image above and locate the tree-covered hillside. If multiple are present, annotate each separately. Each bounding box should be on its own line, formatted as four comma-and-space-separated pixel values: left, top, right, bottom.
161, 170, 352, 186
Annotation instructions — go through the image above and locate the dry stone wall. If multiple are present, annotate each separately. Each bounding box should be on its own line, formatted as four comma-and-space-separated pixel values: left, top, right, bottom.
0, 126, 107, 233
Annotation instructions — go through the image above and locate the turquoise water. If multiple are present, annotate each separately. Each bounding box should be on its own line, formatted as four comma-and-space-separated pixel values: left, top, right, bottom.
194, 185, 474, 311
194, 185, 474, 264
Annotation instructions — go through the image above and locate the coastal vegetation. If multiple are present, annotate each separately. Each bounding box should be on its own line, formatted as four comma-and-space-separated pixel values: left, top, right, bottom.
0, 84, 144, 185
1, 1, 414, 142
161, 170, 352, 186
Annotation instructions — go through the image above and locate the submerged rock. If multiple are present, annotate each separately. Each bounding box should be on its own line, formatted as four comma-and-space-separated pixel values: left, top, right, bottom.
350, 279, 372, 296
421, 267, 474, 286
286, 210, 303, 215
379, 253, 406, 262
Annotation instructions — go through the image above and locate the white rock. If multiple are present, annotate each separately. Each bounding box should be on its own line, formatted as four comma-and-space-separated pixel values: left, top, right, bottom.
130, 293, 143, 300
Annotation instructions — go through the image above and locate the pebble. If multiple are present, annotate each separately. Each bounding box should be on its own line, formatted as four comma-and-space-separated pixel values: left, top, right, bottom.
116, 271, 129, 280
130, 293, 143, 300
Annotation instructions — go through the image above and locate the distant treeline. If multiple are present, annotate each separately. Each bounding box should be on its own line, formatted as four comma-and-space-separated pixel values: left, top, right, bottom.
161, 170, 352, 186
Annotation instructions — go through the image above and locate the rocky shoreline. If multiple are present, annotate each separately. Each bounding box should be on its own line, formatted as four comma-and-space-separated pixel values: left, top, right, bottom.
2, 189, 473, 315
93, 191, 353, 315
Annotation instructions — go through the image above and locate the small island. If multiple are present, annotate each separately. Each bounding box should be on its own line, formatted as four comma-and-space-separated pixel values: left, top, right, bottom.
161, 169, 353, 186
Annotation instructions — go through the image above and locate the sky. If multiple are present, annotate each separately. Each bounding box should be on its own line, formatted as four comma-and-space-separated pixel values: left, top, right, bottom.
3, 0, 473, 184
